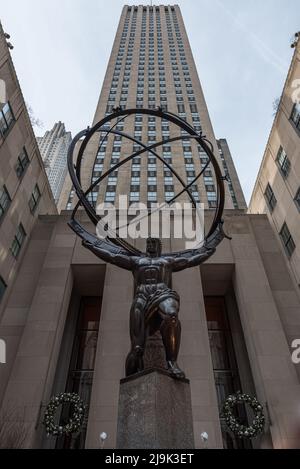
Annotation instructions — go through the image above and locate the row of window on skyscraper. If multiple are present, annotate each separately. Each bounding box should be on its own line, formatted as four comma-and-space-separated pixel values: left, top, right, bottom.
88, 132, 217, 208
107, 7, 198, 113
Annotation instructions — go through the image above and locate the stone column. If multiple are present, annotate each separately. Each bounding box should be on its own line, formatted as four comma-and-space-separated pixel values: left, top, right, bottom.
229, 215, 300, 449
85, 265, 133, 449
173, 266, 223, 449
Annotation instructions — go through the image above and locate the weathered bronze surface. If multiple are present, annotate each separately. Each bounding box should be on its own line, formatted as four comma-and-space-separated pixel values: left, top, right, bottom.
79, 229, 224, 379
67, 108, 226, 379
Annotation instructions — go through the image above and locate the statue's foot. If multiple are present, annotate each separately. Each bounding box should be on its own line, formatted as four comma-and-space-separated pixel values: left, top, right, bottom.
167, 361, 186, 380
125, 347, 144, 377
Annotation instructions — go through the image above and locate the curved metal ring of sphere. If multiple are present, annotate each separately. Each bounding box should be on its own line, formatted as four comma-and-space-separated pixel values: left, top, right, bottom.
67, 108, 225, 256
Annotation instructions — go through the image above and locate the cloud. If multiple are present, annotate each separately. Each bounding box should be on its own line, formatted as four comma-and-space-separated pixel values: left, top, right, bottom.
214, 0, 289, 75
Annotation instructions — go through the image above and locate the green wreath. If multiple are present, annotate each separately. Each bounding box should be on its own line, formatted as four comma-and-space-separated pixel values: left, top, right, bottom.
43, 393, 85, 437
222, 392, 265, 439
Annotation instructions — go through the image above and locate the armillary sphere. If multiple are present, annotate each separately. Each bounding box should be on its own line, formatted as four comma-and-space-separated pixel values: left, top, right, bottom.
67, 107, 226, 256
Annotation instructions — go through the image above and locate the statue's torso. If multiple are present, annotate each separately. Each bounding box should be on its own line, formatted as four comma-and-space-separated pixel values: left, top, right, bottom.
133, 257, 172, 291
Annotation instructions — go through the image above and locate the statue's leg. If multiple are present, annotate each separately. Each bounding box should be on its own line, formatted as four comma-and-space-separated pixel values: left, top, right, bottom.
125, 297, 146, 377
158, 298, 185, 379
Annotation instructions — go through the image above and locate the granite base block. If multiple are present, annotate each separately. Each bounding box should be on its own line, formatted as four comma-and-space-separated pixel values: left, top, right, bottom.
116, 369, 195, 449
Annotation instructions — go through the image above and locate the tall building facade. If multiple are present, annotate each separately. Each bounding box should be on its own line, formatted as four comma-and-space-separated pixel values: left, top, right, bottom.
58, 4, 245, 213
37, 122, 72, 203
217, 139, 247, 210
0, 22, 56, 315
249, 36, 300, 287
1, 6, 300, 451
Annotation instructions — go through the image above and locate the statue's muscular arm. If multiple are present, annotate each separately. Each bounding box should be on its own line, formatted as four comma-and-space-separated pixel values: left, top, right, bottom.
165, 223, 226, 273
165, 246, 216, 273
82, 239, 138, 271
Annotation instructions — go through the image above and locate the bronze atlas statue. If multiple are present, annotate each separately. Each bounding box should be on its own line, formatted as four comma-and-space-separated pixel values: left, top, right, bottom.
67, 108, 226, 380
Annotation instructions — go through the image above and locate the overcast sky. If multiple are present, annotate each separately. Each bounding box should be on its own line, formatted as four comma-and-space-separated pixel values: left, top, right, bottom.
0, 0, 299, 202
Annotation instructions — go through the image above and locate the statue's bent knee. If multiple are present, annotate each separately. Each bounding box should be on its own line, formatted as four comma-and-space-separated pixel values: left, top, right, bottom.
159, 298, 179, 319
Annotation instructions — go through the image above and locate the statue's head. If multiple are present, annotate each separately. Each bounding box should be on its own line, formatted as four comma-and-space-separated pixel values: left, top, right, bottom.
146, 238, 162, 258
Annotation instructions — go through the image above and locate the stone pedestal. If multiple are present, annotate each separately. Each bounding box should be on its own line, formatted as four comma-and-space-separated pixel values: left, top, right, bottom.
116, 369, 195, 449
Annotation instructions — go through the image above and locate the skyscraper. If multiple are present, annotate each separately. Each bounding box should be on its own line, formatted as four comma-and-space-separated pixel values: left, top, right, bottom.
249, 35, 300, 287
58, 4, 245, 213
37, 122, 72, 203
217, 139, 247, 210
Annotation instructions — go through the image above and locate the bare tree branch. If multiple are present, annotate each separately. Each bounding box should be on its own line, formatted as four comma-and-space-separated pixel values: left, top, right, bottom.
26, 103, 44, 129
